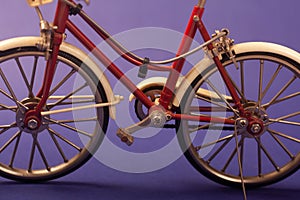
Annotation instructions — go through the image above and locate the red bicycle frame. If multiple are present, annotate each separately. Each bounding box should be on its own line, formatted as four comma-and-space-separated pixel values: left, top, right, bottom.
32, 0, 242, 125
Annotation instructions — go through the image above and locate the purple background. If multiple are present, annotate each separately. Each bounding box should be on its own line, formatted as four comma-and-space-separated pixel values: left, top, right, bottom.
0, 1, 299, 200
1, 0, 300, 51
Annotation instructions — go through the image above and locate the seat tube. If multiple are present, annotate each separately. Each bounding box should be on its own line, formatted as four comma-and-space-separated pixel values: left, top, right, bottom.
35, 0, 70, 113
159, 6, 203, 109
197, 0, 207, 8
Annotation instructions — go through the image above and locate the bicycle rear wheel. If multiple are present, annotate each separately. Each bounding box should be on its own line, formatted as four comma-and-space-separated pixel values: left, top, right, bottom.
0, 46, 109, 182
176, 50, 300, 188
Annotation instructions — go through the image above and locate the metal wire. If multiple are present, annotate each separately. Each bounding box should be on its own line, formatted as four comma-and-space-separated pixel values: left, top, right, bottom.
35, 7, 44, 21
63, 0, 227, 66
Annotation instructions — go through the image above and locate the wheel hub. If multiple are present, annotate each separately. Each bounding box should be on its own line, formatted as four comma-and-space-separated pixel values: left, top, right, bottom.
237, 102, 269, 138
27, 118, 39, 130
16, 98, 48, 133
250, 123, 262, 134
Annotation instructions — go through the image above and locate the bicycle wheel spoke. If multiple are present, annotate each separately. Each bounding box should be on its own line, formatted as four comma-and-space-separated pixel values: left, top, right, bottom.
30, 56, 39, 92
222, 137, 243, 172
189, 124, 234, 132
0, 104, 17, 112
0, 122, 17, 135
0, 88, 27, 111
240, 61, 245, 97
15, 58, 33, 97
261, 64, 283, 100
268, 111, 300, 126
233, 82, 246, 103
0, 88, 15, 102
240, 135, 245, 173
254, 137, 280, 171
28, 134, 37, 172
205, 79, 239, 115
268, 128, 300, 144
195, 94, 230, 111
269, 119, 300, 126
34, 135, 50, 171
49, 82, 89, 109
264, 75, 297, 108
268, 130, 294, 159
257, 60, 264, 106
48, 130, 68, 162
9, 131, 22, 167
0, 130, 21, 153
0, 68, 27, 110
195, 134, 234, 151
207, 136, 233, 163
48, 128, 82, 152
234, 128, 247, 198
268, 91, 300, 107
46, 117, 93, 138
49, 69, 76, 96
226, 69, 247, 103
189, 123, 210, 133
0, 124, 15, 129
257, 137, 262, 176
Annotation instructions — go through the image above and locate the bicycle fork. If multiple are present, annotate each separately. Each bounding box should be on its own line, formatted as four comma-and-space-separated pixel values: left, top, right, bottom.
22, 3, 69, 132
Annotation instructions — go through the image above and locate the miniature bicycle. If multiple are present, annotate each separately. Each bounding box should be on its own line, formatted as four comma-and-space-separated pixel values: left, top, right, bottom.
0, 0, 298, 193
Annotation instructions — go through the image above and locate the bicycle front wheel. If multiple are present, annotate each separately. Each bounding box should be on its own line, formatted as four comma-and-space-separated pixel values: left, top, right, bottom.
0, 46, 109, 182
177, 50, 300, 188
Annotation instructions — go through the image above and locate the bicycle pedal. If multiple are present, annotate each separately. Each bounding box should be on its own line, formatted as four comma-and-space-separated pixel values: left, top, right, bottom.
116, 128, 134, 146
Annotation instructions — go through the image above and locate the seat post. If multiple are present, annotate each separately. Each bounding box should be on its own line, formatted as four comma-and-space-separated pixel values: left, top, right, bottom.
198, 0, 207, 8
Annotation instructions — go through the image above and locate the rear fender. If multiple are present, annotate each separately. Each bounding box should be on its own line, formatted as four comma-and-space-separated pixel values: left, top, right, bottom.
0, 36, 116, 119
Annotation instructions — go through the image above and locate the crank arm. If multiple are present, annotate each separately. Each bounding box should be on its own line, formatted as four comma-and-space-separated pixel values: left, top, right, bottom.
117, 107, 168, 146
117, 116, 151, 146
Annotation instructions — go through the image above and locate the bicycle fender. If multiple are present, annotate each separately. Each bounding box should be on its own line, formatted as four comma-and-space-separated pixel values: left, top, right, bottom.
232, 42, 300, 64
128, 77, 167, 102
173, 42, 300, 108
0, 36, 116, 119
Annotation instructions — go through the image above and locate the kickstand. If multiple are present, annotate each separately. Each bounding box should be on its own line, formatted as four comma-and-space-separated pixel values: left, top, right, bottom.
234, 120, 247, 200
